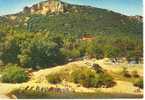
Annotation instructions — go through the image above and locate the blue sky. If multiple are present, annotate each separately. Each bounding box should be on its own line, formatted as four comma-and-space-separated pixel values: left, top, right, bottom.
0, 0, 143, 16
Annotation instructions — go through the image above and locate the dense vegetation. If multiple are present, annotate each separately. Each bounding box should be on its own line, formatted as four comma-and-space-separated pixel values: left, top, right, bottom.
0, 1, 143, 69
70, 67, 115, 88
134, 78, 143, 89
27, 11, 142, 36
47, 73, 62, 84
46, 66, 115, 88
121, 67, 141, 78
0, 31, 142, 69
0, 64, 29, 83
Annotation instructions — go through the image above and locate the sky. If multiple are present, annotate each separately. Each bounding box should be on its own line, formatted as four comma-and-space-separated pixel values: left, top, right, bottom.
0, 0, 143, 16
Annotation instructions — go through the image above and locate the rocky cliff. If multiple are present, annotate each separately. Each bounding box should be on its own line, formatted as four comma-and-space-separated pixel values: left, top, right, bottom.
129, 16, 143, 22
23, 0, 64, 15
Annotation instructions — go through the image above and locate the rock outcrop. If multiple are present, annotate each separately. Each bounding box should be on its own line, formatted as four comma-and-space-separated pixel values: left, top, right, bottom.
23, 0, 64, 15
129, 15, 143, 22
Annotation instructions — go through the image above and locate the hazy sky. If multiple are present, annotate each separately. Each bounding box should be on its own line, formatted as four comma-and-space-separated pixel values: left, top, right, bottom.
0, 0, 143, 16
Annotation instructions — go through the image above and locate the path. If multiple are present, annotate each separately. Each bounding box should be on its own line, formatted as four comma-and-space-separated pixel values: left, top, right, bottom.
0, 83, 19, 99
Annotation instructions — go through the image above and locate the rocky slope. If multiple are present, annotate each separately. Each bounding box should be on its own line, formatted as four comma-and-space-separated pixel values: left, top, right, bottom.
129, 16, 143, 22
23, 0, 65, 15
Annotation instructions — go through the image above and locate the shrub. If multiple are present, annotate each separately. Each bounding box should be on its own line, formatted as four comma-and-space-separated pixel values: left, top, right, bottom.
70, 67, 114, 88
122, 67, 131, 78
123, 71, 131, 78
1, 64, 29, 83
92, 63, 104, 73
46, 73, 62, 84
96, 73, 115, 88
132, 70, 140, 78
71, 67, 95, 87
134, 78, 143, 89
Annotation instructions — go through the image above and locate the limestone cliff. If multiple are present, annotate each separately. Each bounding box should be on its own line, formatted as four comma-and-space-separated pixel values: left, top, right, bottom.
23, 0, 64, 15
128, 15, 143, 22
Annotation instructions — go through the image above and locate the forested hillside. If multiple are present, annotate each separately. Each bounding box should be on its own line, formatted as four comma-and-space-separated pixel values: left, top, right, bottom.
0, 0, 143, 69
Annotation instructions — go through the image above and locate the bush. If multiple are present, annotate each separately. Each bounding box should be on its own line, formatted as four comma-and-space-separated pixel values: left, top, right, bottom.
70, 67, 114, 88
46, 73, 62, 84
71, 67, 98, 87
92, 64, 104, 73
123, 71, 131, 78
96, 73, 115, 88
134, 78, 143, 89
1, 64, 29, 83
132, 70, 140, 78
122, 67, 131, 78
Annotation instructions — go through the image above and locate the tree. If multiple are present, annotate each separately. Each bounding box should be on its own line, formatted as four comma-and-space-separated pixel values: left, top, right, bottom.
18, 33, 66, 69
105, 46, 121, 62
0, 35, 20, 64
1, 64, 29, 83
85, 41, 104, 59
0, 32, 66, 69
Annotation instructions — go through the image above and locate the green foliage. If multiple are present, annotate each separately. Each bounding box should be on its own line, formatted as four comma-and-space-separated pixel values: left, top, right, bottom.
126, 48, 143, 64
1, 64, 29, 83
97, 73, 115, 88
95, 48, 104, 59
0, 32, 66, 69
0, 2, 143, 68
46, 73, 62, 84
27, 8, 142, 36
18, 35, 64, 68
122, 68, 141, 78
70, 67, 114, 88
0, 30, 143, 68
134, 78, 143, 89
78, 41, 104, 59
105, 46, 121, 60
0, 34, 20, 64
71, 67, 97, 87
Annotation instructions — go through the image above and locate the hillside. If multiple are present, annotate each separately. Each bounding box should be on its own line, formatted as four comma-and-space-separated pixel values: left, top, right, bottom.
0, 0, 143, 68
0, 0, 143, 37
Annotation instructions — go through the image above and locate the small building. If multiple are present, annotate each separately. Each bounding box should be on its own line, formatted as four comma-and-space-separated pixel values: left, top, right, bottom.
80, 34, 95, 41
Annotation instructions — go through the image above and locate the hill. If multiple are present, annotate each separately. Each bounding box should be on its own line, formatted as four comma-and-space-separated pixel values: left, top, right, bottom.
0, 0, 143, 68
0, 0, 143, 37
